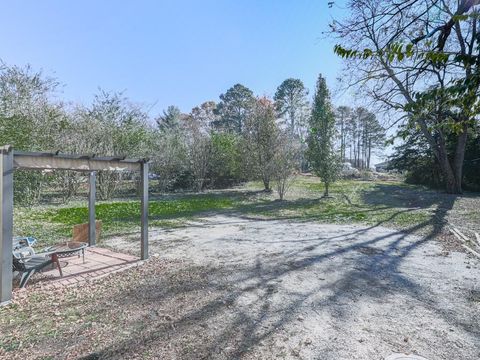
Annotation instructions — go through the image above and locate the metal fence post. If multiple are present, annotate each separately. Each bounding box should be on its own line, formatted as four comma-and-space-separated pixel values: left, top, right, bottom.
0, 146, 14, 306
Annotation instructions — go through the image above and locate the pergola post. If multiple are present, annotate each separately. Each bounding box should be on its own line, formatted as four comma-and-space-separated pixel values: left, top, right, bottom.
0, 149, 148, 304
0, 146, 14, 306
88, 172, 96, 246
140, 162, 149, 260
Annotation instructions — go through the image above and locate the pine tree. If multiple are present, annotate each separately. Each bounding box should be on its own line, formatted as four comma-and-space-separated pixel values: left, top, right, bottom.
156, 105, 182, 132
274, 78, 309, 135
306, 74, 340, 197
214, 84, 255, 133
336, 106, 351, 162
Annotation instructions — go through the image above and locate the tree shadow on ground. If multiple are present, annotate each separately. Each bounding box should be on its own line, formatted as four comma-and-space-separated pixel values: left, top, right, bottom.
360, 183, 458, 210
73, 187, 477, 359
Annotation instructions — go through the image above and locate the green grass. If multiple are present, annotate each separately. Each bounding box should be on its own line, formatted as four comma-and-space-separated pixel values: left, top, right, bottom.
14, 194, 235, 246
242, 178, 435, 230
14, 176, 469, 247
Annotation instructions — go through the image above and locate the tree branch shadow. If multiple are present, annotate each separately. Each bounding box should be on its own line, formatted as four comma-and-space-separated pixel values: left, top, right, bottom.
77, 188, 476, 359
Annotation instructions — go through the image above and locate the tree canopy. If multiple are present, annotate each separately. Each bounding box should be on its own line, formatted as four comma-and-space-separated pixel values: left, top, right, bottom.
215, 84, 255, 133
307, 74, 341, 196
274, 78, 309, 135
331, 0, 480, 193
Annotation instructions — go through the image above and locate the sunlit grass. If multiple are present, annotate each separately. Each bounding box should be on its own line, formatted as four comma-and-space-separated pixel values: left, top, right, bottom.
13, 176, 455, 247
15, 195, 235, 246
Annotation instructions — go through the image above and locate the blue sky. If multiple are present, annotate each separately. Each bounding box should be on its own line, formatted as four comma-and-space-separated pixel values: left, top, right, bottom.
1, 0, 347, 116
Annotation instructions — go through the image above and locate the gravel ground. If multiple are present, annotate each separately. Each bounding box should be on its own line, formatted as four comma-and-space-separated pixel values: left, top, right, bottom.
103, 215, 480, 360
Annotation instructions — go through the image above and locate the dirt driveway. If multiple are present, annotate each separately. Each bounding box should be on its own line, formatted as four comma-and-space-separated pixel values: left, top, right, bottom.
104, 215, 480, 360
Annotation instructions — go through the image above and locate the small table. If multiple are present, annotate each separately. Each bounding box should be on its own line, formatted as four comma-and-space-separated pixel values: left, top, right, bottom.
45, 242, 88, 264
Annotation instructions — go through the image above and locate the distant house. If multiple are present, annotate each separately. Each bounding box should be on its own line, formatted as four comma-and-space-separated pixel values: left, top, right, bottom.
375, 161, 390, 172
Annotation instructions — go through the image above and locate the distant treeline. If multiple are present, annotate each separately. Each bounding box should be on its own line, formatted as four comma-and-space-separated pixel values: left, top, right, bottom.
0, 64, 386, 204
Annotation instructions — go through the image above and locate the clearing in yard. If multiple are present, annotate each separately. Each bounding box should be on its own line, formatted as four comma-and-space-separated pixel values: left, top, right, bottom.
2, 177, 479, 359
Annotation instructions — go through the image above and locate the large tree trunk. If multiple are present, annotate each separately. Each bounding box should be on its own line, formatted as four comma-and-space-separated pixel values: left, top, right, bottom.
438, 155, 459, 194
434, 127, 467, 194
451, 124, 468, 193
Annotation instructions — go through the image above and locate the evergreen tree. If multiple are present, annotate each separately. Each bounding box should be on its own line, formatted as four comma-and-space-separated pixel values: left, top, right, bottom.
344, 107, 385, 169
336, 106, 351, 162
306, 74, 340, 197
156, 105, 182, 132
274, 78, 309, 135
214, 84, 255, 133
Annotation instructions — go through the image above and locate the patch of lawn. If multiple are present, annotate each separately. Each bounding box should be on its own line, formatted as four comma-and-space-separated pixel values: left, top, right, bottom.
46, 195, 233, 225
241, 178, 440, 234
14, 176, 472, 246
15, 194, 234, 246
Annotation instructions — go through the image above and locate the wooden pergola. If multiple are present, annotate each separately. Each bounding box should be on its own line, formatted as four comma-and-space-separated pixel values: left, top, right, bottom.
0, 145, 150, 305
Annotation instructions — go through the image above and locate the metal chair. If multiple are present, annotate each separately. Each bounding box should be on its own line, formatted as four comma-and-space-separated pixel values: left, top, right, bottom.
12, 237, 63, 288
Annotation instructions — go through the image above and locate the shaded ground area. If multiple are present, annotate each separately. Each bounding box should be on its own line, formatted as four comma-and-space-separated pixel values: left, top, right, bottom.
4, 178, 480, 359
3, 216, 478, 359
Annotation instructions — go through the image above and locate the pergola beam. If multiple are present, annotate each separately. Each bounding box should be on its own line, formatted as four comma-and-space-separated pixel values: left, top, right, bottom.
13, 151, 144, 172
1, 147, 150, 306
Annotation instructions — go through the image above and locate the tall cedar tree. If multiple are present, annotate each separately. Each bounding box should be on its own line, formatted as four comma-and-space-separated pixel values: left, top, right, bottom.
307, 74, 340, 196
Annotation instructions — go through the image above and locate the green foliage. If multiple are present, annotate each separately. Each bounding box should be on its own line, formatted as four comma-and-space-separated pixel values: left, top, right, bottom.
390, 123, 480, 191
151, 127, 190, 192
71, 90, 153, 200
15, 178, 451, 247
274, 78, 309, 134
13, 171, 48, 206
0, 65, 65, 204
156, 105, 182, 132
214, 84, 255, 133
306, 74, 341, 195
209, 132, 244, 187
331, 0, 480, 193
336, 106, 385, 169
244, 97, 279, 190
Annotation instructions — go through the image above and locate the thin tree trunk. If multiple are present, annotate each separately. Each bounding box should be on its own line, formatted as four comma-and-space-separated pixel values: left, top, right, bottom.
357, 138, 361, 168
340, 113, 345, 162
367, 139, 371, 169
263, 178, 270, 191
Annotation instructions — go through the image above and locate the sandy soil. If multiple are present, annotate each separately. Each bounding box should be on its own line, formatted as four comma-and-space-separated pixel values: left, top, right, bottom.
103, 215, 480, 360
